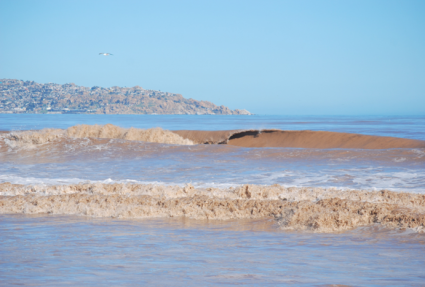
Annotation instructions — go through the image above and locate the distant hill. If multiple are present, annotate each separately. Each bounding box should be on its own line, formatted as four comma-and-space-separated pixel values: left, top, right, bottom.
0, 79, 251, 115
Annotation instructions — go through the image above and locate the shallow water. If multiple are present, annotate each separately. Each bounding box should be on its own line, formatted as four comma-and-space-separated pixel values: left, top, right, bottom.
1, 114, 425, 285
1, 115, 424, 191
1, 214, 425, 286
2, 114, 425, 140
1, 139, 424, 191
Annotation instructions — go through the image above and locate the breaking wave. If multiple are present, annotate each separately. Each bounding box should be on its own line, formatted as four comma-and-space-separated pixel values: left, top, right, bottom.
174, 129, 425, 149
1, 182, 424, 233
3, 124, 425, 150
2, 125, 425, 233
2, 124, 194, 149
67, 124, 194, 145
3, 128, 65, 149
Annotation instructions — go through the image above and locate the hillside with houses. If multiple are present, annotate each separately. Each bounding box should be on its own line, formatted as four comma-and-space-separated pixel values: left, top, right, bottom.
0, 79, 251, 115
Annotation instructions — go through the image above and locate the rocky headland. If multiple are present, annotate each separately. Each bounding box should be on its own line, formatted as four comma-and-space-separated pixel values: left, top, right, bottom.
0, 79, 251, 115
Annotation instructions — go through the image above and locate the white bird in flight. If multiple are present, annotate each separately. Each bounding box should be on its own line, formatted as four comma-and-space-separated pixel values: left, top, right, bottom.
99, 53, 113, 56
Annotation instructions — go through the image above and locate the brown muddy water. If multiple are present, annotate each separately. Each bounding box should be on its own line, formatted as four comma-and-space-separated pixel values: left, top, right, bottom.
1, 115, 425, 285
1, 214, 425, 286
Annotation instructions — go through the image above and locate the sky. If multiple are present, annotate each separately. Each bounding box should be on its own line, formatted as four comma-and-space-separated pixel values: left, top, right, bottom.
1, 0, 424, 115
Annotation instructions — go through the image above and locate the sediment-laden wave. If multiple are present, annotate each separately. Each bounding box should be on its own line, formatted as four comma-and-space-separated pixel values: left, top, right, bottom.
3, 128, 65, 149
1, 182, 424, 233
3, 124, 425, 150
67, 124, 194, 145
173, 129, 425, 149
2, 124, 194, 149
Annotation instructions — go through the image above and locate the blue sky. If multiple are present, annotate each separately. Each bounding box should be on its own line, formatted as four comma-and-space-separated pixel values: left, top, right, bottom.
1, 0, 424, 115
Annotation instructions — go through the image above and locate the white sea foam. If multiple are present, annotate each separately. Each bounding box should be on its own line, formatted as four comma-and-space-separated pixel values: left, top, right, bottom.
1, 181, 425, 233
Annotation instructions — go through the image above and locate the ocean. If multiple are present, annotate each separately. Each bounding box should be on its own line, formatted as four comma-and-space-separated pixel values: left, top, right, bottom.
1, 114, 425, 285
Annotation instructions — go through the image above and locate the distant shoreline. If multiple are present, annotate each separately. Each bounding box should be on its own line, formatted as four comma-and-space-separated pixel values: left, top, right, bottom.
0, 111, 254, 115
0, 79, 252, 115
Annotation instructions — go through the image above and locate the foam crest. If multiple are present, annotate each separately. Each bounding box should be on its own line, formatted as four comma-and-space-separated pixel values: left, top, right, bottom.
2, 124, 194, 149
1, 182, 424, 233
67, 124, 194, 145
2, 129, 66, 149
